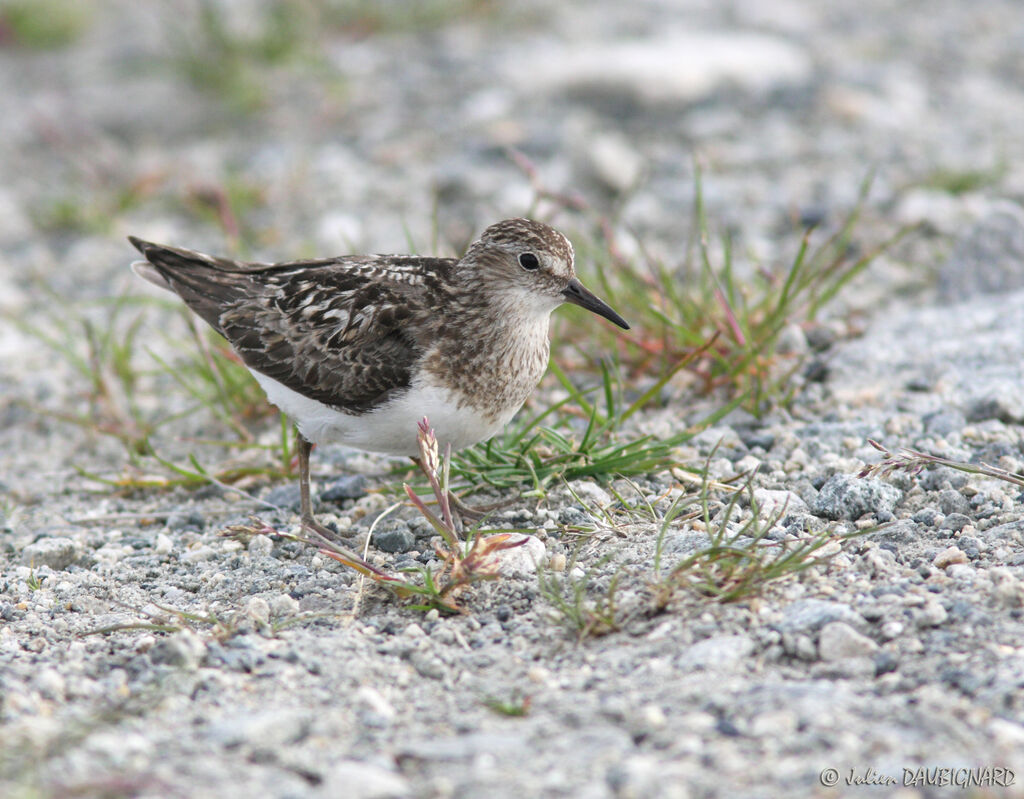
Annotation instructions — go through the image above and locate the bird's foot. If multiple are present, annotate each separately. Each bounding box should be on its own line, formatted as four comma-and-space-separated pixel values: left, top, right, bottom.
301, 514, 345, 545
446, 491, 517, 525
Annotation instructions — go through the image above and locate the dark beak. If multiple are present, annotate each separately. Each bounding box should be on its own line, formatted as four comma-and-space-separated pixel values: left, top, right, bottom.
562, 278, 630, 329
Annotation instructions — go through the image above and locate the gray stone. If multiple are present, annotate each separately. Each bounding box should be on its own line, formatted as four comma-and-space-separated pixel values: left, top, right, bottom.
21, 537, 79, 570
781, 632, 818, 661
409, 649, 446, 681
937, 489, 970, 516
965, 390, 1024, 424
940, 513, 971, 532
573, 127, 645, 194
939, 204, 1024, 300
811, 656, 877, 679
321, 474, 369, 502
372, 525, 415, 554
166, 510, 205, 532
778, 599, 865, 634
753, 488, 808, 516
149, 630, 206, 670
204, 710, 309, 749
398, 732, 528, 761
264, 483, 302, 511
662, 530, 713, 556
923, 410, 966, 437
810, 474, 902, 520
818, 622, 878, 661
981, 519, 1024, 543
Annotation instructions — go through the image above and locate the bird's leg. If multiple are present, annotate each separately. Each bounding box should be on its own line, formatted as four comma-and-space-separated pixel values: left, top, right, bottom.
297, 434, 341, 542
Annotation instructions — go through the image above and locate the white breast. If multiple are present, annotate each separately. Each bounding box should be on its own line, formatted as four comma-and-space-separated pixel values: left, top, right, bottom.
251, 372, 510, 457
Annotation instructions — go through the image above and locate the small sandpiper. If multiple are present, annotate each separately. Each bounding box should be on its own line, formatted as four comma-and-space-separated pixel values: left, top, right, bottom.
129, 218, 629, 536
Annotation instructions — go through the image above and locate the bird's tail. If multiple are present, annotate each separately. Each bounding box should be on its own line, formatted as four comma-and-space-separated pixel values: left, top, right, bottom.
127, 236, 256, 333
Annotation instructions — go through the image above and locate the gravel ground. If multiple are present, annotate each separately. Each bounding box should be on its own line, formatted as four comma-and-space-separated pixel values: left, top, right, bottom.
3, 1, 1024, 797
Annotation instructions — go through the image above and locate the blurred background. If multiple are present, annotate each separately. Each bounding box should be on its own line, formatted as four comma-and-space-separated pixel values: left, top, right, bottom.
1, 0, 1021, 288
1, 0, 1023, 454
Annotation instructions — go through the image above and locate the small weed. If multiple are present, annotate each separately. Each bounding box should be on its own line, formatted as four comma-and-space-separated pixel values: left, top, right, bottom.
650, 468, 850, 608
183, 174, 267, 253
83, 600, 237, 640
326, 0, 499, 35
13, 287, 293, 491
922, 163, 1006, 195
11, 291, 164, 456
861, 438, 1024, 491
482, 692, 532, 717
291, 419, 527, 614
31, 178, 156, 235
25, 568, 42, 591
600, 171, 909, 413
538, 551, 623, 640
150, 308, 277, 440
0, 0, 90, 49
170, 0, 320, 113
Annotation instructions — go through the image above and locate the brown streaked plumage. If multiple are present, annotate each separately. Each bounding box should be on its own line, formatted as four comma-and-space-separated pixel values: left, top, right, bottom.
129, 217, 629, 537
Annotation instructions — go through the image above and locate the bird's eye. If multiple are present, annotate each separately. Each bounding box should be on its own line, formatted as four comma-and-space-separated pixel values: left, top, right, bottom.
518, 252, 540, 270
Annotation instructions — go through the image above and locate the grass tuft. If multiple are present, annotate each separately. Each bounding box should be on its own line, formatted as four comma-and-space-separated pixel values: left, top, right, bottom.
513, 151, 910, 415
449, 355, 740, 499
538, 551, 623, 640
649, 467, 853, 608
11, 287, 293, 491
922, 163, 1007, 195
0, 0, 90, 49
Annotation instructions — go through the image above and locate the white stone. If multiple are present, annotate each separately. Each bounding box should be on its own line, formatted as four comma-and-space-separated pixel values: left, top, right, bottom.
319, 760, 412, 798
245, 597, 270, 626
154, 533, 174, 554
268, 593, 300, 616
248, 534, 274, 558
753, 488, 808, 516
518, 32, 812, 105
818, 621, 878, 661
575, 129, 645, 193
491, 534, 546, 576
678, 634, 755, 671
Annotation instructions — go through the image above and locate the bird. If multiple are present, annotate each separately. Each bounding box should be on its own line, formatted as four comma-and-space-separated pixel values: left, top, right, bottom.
129, 217, 629, 539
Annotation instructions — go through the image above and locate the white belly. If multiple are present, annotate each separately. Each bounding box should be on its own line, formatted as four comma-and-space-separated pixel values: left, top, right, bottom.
252, 372, 510, 456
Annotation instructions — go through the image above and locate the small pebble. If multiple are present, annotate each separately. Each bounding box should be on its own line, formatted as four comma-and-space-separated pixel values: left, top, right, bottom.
932, 545, 968, 569
248, 534, 274, 559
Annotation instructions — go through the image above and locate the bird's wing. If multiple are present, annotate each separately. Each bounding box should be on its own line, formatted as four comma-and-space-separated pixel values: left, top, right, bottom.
129, 238, 452, 414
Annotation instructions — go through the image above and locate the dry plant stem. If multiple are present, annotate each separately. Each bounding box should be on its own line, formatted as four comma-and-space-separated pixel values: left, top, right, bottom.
861, 438, 1024, 489
351, 500, 403, 621
411, 454, 514, 527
